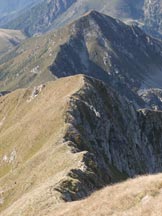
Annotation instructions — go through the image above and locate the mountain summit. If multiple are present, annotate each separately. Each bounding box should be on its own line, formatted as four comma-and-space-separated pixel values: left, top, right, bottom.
1, 10, 162, 108
1, 3, 162, 216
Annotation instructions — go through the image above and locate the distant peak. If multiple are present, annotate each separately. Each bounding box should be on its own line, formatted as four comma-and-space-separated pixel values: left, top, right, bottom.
81, 9, 118, 24
83, 9, 101, 17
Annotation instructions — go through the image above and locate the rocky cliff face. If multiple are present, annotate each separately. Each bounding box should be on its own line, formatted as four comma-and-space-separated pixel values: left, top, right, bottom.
1, 11, 162, 110
144, 0, 162, 37
3, 0, 162, 38
138, 88, 162, 110
56, 76, 162, 202
50, 11, 162, 109
1, 75, 162, 215
4, 0, 77, 36
64, 76, 162, 182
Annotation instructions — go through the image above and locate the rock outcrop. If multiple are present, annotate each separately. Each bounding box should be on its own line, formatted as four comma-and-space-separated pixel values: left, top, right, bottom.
1, 75, 162, 215
63, 76, 162, 185
52, 173, 162, 216
1, 11, 162, 110
3, 0, 162, 38
50, 10, 162, 109
144, 0, 162, 37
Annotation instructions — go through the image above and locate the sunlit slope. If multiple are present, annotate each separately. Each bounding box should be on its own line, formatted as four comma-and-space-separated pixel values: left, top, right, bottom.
54, 173, 162, 216
0, 75, 85, 215
1, 11, 162, 109
1, 74, 162, 215
0, 28, 26, 55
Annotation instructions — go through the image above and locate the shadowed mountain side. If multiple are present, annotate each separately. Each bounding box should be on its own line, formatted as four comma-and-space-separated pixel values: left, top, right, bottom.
1, 75, 162, 215
1, 11, 162, 109
3, 0, 162, 39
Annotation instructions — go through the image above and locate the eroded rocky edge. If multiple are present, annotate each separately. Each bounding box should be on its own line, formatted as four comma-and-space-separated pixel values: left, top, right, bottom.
54, 75, 162, 201
1, 74, 162, 215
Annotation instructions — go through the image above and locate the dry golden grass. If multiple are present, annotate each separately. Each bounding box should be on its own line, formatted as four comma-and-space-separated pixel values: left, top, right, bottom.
0, 75, 86, 215
1, 74, 162, 216
53, 173, 162, 216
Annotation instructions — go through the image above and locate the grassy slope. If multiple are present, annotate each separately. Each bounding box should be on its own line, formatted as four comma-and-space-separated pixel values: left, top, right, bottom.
1, 75, 162, 215
0, 28, 26, 56
0, 75, 85, 215
1, 10, 162, 94
54, 173, 162, 216
0, 24, 71, 91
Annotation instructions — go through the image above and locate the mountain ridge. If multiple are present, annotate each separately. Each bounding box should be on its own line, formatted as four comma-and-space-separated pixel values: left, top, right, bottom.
2, 0, 162, 38
52, 173, 162, 216
1, 74, 162, 215
1, 10, 162, 109
1, 2, 162, 216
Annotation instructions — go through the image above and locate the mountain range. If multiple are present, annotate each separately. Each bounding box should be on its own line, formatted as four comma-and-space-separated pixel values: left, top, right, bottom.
1, 10, 162, 109
1, 74, 162, 215
1, 1, 162, 216
1, 0, 162, 38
